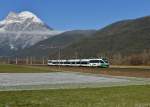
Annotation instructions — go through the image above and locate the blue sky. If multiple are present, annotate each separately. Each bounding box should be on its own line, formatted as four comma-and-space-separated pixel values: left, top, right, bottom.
0, 0, 150, 30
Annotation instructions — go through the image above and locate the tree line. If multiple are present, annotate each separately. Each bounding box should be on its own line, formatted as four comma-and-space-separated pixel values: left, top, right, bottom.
0, 50, 150, 65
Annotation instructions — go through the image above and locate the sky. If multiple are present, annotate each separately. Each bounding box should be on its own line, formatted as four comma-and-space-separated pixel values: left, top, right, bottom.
0, 0, 150, 30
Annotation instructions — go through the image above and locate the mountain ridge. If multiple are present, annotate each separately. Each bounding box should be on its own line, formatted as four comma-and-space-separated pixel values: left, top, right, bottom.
59, 16, 150, 58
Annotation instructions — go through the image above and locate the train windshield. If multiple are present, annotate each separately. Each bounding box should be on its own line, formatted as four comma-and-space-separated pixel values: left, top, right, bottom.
99, 60, 104, 63
102, 58, 109, 63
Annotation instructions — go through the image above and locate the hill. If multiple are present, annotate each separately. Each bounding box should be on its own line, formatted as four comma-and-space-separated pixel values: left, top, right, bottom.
59, 16, 150, 59
16, 30, 96, 57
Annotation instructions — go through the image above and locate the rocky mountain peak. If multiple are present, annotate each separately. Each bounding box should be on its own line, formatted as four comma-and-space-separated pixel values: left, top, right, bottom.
1, 11, 43, 25
0, 11, 62, 54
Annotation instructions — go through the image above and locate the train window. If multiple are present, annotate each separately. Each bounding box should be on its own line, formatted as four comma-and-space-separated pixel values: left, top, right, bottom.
89, 60, 100, 63
64, 62, 70, 64
71, 62, 76, 64
100, 60, 104, 63
76, 62, 80, 64
60, 62, 63, 64
64, 62, 67, 64
67, 62, 71, 64
81, 61, 88, 64
53, 62, 59, 64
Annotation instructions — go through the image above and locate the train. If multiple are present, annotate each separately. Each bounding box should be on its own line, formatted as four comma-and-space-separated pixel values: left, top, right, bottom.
48, 58, 109, 68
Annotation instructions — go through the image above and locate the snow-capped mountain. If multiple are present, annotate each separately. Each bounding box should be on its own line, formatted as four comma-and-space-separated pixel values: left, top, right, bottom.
0, 11, 43, 26
0, 11, 62, 56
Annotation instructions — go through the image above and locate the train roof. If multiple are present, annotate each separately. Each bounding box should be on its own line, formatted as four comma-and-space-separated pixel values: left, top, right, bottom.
48, 58, 104, 62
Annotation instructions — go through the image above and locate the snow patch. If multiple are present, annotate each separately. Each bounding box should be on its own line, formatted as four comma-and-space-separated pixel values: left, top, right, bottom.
19, 11, 43, 24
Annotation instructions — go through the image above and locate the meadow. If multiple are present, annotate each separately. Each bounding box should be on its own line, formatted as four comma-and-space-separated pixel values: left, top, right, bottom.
0, 85, 149, 107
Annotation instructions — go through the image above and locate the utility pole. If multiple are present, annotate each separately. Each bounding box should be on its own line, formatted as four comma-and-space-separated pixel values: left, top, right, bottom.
75, 51, 78, 59
58, 48, 61, 69
15, 57, 18, 65
42, 57, 45, 65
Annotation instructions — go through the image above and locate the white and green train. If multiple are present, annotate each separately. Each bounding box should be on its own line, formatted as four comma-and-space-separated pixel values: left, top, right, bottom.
48, 58, 109, 68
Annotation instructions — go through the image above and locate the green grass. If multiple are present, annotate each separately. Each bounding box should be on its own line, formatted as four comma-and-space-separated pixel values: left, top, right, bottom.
0, 85, 149, 107
0, 64, 53, 73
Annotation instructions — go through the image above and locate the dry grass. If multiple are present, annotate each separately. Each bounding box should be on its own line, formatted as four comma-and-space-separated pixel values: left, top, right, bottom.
47, 65, 150, 78
0, 64, 150, 78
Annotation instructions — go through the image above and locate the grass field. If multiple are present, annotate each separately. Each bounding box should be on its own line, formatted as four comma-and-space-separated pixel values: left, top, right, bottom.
0, 85, 149, 107
0, 64, 52, 73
